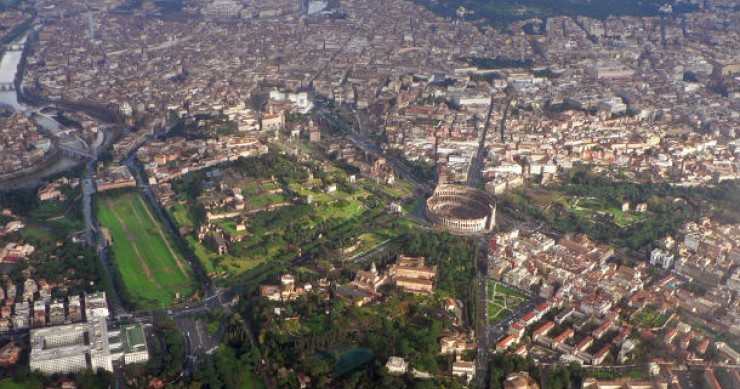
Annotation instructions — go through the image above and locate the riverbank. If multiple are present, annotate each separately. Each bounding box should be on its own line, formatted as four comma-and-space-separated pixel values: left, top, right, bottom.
0, 21, 109, 188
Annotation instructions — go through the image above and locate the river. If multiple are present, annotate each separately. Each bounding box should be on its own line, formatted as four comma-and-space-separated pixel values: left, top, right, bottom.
0, 34, 26, 112
0, 31, 83, 189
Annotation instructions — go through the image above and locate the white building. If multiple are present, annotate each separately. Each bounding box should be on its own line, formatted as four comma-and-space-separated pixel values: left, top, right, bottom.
85, 292, 109, 320
30, 318, 112, 374
386, 356, 408, 375
268, 90, 313, 114
452, 359, 476, 381
716, 342, 740, 364
30, 319, 149, 375
109, 323, 150, 365
202, 0, 243, 19
650, 248, 675, 270
307, 0, 328, 15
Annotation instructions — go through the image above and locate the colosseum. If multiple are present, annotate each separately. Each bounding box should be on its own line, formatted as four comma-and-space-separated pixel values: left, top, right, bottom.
426, 184, 496, 234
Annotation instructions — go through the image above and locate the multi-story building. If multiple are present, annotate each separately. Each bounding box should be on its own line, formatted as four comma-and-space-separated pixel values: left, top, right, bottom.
113, 324, 149, 365
29, 319, 112, 374
12, 302, 30, 329
94, 164, 136, 192
49, 300, 65, 325
85, 292, 109, 320
67, 295, 82, 322
389, 255, 437, 294
30, 317, 151, 375
649, 248, 674, 270
33, 301, 46, 327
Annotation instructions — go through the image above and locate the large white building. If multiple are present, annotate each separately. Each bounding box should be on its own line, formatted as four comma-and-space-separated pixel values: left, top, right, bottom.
30, 292, 148, 375
650, 248, 675, 270
30, 319, 113, 374
268, 90, 314, 114
307, 0, 328, 15
202, 0, 244, 18
29, 318, 150, 375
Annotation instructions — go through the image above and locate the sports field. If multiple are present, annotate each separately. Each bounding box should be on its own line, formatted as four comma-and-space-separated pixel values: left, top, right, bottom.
96, 191, 195, 309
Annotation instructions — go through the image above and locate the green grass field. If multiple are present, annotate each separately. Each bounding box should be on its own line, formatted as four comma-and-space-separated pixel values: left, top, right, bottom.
169, 202, 194, 230
632, 309, 671, 329
569, 198, 647, 228
167, 153, 407, 279
21, 187, 85, 239
488, 281, 530, 325
96, 191, 196, 309
0, 380, 42, 389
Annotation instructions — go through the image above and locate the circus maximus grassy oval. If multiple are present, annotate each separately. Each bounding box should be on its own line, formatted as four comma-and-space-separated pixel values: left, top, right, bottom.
426, 184, 496, 234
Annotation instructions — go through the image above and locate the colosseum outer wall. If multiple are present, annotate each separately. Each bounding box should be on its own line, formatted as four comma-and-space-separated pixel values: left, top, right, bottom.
426, 184, 496, 234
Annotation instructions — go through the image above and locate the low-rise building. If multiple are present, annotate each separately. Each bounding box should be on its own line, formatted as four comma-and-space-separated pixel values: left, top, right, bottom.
385, 356, 408, 375
452, 358, 476, 380
0, 342, 21, 365
504, 372, 540, 389
389, 256, 437, 294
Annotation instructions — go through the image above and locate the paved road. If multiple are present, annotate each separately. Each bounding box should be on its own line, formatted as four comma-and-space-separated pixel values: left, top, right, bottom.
81, 161, 128, 316
487, 300, 536, 342
467, 97, 494, 188
176, 315, 220, 375
319, 106, 433, 194
347, 240, 392, 263
475, 273, 490, 389
132, 289, 234, 321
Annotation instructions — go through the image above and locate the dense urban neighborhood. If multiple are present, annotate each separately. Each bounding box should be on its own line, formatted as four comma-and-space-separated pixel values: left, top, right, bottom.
0, 0, 738, 388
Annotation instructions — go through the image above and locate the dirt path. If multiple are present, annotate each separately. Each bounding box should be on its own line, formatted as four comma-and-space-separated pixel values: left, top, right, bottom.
105, 197, 161, 288
134, 195, 190, 278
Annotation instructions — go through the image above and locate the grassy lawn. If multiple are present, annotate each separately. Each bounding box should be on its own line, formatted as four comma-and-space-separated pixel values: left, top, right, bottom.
241, 182, 261, 195
0, 380, 42, 389
166, 152, 407, 280
178, 188, 378, 277
632, 310, 670, 329
357, 233, 382, 248
169, 202, 194, 229
240, 375, 266, 389
186, 235, 264, 277
212, 218, 249, 238
29, 199, 70, 220
250, 193, 286, 208
363, 179, 416, 199
568, 199, 648, 228
96, 191, 196, 309
488, 281, 530, 325
23, 190, 85, 238
568, 198, 647, 228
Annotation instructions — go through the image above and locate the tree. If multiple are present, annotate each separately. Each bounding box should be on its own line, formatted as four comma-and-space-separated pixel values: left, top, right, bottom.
193, 357, 223, 389
248, 91, 269, 113
224, 314, 250, 351
0, 188, 39, 216
544, 366, 570, 389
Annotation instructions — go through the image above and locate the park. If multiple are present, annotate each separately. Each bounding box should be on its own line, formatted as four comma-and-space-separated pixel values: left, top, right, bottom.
488, 281, 530, 325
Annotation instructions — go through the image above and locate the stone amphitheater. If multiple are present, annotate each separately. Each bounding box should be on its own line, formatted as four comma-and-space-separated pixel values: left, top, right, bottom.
426, 184, 496, 234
